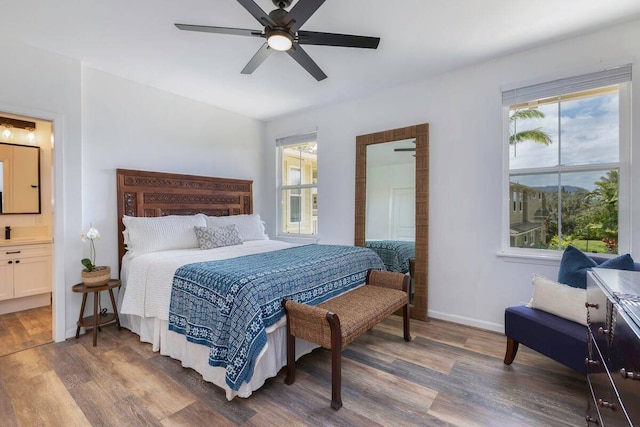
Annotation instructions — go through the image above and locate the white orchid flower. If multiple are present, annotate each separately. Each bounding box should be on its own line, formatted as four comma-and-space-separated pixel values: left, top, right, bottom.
81, 225, 101, 271
85, 227, 101, 240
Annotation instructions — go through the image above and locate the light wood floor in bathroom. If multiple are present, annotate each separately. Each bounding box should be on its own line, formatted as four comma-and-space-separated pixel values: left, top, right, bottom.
0, 314, 589, 427
0, 305, 52, 357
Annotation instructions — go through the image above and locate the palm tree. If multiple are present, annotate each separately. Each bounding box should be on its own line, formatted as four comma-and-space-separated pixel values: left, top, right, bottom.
510, 109, 552, 155
588, 169, 618, 235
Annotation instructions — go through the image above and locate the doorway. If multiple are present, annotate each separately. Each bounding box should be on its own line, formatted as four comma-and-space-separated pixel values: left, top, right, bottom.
0, 112, 54, 355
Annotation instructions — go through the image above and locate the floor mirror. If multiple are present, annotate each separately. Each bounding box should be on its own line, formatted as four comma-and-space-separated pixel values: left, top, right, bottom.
355, 123, 429, 320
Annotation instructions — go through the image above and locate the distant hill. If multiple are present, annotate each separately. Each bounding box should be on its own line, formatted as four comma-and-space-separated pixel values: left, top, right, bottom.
534, 185, 589, 194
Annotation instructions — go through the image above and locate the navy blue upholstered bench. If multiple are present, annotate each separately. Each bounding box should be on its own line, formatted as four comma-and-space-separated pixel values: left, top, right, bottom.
504, 305, 589, 374
503, 255, 640, 374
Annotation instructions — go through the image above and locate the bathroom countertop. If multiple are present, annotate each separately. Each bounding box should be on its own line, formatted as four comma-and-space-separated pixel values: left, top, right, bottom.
0, 237, 52, 246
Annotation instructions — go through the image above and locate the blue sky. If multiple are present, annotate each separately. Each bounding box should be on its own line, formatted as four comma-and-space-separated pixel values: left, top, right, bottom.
509, 91, 619, 191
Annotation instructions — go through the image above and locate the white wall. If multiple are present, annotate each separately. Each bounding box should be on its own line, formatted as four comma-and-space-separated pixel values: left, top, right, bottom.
264, 19, 640, 332
81, 68, 266, 337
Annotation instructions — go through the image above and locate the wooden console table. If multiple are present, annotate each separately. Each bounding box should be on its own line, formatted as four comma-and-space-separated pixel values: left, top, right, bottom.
72, 279, 121, 346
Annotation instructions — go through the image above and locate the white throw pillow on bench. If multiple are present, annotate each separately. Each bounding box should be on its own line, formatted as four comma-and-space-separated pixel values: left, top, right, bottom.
527, 274, 587, 326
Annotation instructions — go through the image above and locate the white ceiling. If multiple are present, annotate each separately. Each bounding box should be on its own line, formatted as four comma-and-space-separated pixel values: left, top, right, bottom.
3, 1, 640, 121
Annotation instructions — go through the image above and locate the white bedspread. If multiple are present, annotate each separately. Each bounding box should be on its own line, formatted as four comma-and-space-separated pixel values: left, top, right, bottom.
120, 239, 295, 320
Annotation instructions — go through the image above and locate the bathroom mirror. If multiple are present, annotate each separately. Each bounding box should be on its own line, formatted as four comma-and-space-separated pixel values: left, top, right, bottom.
355, 124, 429, 320
0, 142, 41, 214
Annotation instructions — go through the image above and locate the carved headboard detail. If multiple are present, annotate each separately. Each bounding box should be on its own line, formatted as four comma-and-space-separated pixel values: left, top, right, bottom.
116, 168, 253, 267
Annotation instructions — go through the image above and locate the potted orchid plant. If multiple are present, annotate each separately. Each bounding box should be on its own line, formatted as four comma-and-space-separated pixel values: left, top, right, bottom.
81, 226, 111, 287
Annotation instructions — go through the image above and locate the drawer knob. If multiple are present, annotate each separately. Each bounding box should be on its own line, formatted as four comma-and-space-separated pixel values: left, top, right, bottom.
597, 327, 609, 336
597, 399, 616, 410
620, 368, 640, 381
585, 415, 599, 424
585, 358, 600, 367
586, 302, 599, 309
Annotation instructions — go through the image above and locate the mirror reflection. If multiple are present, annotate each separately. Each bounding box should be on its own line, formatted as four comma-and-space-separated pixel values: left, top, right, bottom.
0, 142, 41, 214
365, 138, 416, 284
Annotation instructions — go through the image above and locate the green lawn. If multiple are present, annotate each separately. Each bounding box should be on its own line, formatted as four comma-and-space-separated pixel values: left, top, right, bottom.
571, 239, 608, 254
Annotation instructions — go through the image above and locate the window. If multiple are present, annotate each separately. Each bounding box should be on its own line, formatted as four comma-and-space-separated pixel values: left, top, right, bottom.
503, 65, 631, 254
277, 132, 318, 236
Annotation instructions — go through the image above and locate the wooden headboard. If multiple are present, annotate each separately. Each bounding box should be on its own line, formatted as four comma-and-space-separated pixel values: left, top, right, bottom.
116, 168, 253, 265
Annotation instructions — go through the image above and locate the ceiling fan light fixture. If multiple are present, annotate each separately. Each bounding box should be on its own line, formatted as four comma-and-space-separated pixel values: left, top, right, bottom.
267, 30, 293, 51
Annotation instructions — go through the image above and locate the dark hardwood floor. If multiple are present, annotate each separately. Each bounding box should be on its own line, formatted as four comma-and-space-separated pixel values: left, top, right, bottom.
0, 315, 588, 426
0, 305, 52, 358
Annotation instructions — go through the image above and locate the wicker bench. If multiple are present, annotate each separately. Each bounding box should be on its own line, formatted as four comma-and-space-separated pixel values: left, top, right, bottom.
283, 270, 411, 409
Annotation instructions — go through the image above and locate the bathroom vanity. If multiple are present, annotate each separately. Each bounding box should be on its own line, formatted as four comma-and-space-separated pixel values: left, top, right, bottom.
0, 239, 52, 314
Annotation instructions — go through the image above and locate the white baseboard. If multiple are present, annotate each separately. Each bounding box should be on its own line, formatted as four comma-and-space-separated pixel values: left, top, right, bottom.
64, 311, 506, 340
428, 309, 505, 334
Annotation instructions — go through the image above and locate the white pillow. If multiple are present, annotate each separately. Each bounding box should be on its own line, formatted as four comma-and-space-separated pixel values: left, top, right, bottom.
206, 214, 268, 241
123, 214, 207, 257
527, 274, 587, 326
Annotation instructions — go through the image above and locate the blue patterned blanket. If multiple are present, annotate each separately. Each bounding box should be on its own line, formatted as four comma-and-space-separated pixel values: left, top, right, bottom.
365, 240, 415, 274
168, 244, 384, 391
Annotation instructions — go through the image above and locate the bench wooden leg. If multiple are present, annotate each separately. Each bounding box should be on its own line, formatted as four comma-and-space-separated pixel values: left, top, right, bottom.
330, 346, 342, 410
403, 302, 411, 342
327, 312, 342, 410
285, 311, 296, 385
503, 337, 519, 365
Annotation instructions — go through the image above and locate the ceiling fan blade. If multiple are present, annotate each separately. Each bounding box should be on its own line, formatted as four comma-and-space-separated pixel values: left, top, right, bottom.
282, 0, 325, 32
286, 44, 327, 81
237, 0, 276, 27
241, 43, 274, 75
298, 31, 380, 49
175, 24, 262, 38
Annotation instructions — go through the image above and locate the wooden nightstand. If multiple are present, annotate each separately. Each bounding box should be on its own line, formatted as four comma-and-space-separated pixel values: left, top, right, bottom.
72, 279, 121, 346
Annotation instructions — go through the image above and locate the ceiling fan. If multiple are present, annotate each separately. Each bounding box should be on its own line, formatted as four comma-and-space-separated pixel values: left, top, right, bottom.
175, 0, 380, 81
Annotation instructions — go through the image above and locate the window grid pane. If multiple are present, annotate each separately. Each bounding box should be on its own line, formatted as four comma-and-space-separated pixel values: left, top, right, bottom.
508, 84, 621, 254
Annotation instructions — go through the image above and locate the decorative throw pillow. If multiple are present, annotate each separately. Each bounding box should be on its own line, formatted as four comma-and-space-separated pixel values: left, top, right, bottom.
123, 214, 207, 257
598, 253, 636, 271
558, 245, 636, 289
206, 214, 269, 241
557, 245, 597, 289
528, 274, 587, 326
194, 225, 243, 250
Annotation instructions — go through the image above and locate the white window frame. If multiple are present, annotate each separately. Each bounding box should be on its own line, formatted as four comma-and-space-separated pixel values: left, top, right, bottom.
500, 65, 632, 259
276, 131, 318, 239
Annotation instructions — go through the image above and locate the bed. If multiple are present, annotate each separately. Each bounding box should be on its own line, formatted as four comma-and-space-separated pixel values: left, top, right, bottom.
365, 240, 415, 274
116, 169, 384, 400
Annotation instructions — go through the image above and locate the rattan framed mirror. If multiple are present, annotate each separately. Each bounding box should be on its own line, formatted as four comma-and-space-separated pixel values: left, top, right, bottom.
355, 123, 429, 320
